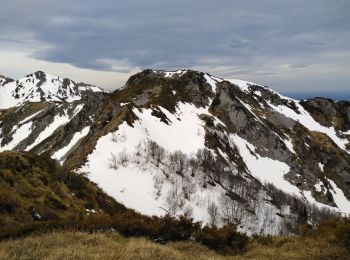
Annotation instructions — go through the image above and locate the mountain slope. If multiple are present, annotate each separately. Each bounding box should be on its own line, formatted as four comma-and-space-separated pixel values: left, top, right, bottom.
0, 69, 349, 235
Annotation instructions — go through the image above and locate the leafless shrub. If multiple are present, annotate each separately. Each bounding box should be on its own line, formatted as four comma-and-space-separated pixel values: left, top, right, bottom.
118, 149, 129, 167
181, 176, 196, 200
153, 175, 164, 198
220, 194, 239, 224
111, 132, 118, 142
183, 205, 194, 219
109, 152, 118, 169
111, 131, 127, 143
166, 183, 184, 216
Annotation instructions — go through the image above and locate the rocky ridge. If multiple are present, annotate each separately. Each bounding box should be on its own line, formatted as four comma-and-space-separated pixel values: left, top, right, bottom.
0, 69, 349, 235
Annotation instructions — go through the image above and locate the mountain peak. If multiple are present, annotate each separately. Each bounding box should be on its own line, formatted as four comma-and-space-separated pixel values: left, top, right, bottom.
0, 75, 14, 86
0, 71, 107, 109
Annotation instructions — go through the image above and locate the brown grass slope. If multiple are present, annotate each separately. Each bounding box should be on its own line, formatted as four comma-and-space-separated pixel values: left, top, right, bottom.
0, 221, 349, 260
0, 151, 127, 238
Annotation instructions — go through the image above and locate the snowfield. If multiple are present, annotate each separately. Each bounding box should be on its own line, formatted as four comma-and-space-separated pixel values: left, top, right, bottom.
133, 103, 207, 155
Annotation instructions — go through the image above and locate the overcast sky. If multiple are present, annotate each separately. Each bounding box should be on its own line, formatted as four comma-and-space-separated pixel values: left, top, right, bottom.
0, 0, 349, 98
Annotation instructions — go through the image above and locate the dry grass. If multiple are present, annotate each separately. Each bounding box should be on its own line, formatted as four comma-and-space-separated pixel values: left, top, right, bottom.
0, 151, 127, 237
238, 236, 347, 259
0, 230, 348, 260
0, 231, 224, 260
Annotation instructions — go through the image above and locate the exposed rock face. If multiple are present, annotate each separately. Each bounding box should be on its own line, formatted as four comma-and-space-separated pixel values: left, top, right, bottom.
301, 98, 350, 131
0, 75, 14, 86
0, 69, 349, 235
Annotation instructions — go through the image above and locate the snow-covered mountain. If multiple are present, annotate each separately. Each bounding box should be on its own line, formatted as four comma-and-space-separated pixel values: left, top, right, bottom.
1, 69, 349, 235
0, 71, 109, 159
0, 71, 105, 109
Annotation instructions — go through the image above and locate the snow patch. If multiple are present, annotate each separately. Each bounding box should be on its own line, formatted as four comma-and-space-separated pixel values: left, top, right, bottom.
25, 112, 72, 151
314, 180, 327, 195
163, 70, 188, 78
0, 122, 33, 151
318, 163, 324, 172
132, 103, 207, 155
267, 100, 349, 153
226, 79, 259, 92
230, 134, 300, 196
52, 126, 90, 162
282, 137, 295, 154
204, 74, 217, 92
327, 179, 350, 215
18, 109, 45, 124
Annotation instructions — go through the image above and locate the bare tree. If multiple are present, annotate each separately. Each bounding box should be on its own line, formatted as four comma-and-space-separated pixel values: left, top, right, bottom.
171, 151, 187, 174
155, 145, 166, 167
189, 158, 199, 177
145, 140, 167, 166
147, 140, 158, 159
208, 202, 219, 227
197, 148, 214, 169
182, 176, 196, 200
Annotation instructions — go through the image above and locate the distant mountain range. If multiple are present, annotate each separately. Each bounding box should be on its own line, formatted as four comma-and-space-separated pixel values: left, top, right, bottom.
0, 69, 349, 235
284, 92, 350, 102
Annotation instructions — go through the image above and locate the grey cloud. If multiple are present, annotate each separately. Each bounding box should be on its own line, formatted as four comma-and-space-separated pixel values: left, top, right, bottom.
0, 0, 349, 92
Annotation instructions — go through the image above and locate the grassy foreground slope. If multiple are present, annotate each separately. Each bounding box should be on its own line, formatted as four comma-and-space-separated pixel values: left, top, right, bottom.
0, 223, 349, 260
0, 151, 127, 237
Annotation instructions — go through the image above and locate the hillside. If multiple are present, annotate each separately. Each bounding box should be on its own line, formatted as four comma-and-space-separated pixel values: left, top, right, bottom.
0, 151, 127, 237
0, 69, 349, 235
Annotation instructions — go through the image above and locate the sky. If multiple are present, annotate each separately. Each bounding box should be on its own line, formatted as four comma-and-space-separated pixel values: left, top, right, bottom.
0, 0, 349, 99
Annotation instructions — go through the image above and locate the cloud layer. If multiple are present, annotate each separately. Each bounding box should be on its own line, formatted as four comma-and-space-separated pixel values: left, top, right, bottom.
1, 0, 349, 93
